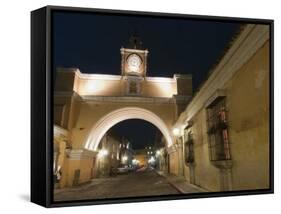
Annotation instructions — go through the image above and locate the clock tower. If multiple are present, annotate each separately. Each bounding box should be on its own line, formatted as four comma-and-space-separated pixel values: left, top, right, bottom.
120, 34, 149, 78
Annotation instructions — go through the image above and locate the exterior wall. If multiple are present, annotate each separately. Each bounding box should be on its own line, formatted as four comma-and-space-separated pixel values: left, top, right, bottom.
174, 24, 270, 192
183, 110, 221, 191
59, 150, 98, 188
94, 135, 121, 177
226, 41, 270, 190
77, 159, 93, 184
174, 75, 193, 96
53, 126, 68, 188
168, 151, 179, 175
143, 77, 179, 97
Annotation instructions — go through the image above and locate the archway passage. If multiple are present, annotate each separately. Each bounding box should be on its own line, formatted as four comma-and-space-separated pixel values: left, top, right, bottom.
94, 119, 167, 178
84, 107, 173, 151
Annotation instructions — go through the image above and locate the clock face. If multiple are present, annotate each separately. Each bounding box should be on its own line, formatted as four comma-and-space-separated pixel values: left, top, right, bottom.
127, 54, 142, 73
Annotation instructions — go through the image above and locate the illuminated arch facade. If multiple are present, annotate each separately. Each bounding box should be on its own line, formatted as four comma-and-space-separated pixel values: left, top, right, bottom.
53, 40, 192, 187
84, 107, 173, 151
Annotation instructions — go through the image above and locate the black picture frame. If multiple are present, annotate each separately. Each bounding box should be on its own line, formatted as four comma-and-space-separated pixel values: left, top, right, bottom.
31, 5, 274, 208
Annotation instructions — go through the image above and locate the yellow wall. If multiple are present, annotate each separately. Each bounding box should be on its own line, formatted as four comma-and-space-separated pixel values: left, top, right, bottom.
169, 151, 179, 175
182, 41, 270, 191
184, 110, 221, 191
225, 42, 270, 190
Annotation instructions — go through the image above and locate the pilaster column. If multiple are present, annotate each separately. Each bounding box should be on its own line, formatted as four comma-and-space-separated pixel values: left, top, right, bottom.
177, 138, 184, 176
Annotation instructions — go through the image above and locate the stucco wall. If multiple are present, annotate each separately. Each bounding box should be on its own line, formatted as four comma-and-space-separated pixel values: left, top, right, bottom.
226, 41, 270, 190
169, 151, 179, 175
182, 41, 270, 191
183, 110, 221, 191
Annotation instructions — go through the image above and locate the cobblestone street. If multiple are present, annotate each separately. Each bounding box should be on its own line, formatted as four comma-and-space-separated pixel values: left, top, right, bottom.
54, 169, 194, 201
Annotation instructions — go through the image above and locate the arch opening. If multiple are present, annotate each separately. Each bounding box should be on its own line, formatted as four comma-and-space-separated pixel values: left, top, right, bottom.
84, 107, 173, 151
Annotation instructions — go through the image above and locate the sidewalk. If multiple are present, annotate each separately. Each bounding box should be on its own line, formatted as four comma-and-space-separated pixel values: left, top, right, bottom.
156, 171, 207, 194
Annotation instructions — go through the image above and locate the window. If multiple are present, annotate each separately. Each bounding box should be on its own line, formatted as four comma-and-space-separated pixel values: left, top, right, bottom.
184, 131, 194, 164
206, 97, 231, 161
129, 81, 137, 94
125, 76, 142, 95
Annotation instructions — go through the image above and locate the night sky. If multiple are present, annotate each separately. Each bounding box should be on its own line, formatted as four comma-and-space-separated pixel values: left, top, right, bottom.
53, 11, 241, 150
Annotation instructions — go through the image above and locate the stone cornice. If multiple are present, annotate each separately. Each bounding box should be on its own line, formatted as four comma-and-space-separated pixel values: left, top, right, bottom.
54, 92, 83, 105
173, 74, 192, 79
66, 149, 98, 160
145, 76, 176, 83
175, 24, 269, 126
204, 89, 226, 108
173, 95, 192, 104
81, 95, 182, 104
76, 71, 122, 81
120, 47, 149, 54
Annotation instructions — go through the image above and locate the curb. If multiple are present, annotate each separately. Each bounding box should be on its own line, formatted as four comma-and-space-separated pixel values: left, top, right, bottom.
154, 170, 185, 194
155, 170, 207, 193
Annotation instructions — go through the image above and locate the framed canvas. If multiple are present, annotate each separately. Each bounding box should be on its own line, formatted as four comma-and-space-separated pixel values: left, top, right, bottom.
31, 5, 274, 207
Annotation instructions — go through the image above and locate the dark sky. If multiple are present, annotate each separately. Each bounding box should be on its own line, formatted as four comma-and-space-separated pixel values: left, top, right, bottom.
53, 11, 241, 150
108, 119, 160, 150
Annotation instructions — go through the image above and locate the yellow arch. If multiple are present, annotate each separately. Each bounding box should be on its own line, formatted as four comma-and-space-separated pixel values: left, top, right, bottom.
84, 107, 173, 151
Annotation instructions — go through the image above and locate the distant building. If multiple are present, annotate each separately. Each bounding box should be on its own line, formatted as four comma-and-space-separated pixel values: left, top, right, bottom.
133, 146, 156, 167
118, 137, 134, 168
153, 131, 168, 172
94, 133, 121, 178
133, 150, 147, 167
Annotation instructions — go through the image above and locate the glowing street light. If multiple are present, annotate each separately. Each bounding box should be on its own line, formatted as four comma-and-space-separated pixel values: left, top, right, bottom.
132, 159, 139, 165
156, 150, 161, 156
173, 128, 181, 136
98, 149, 108, 158
148, 156, 156, 164
122, 155, 128, 163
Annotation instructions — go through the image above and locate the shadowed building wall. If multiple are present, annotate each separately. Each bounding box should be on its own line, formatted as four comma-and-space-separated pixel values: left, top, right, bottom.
173, 24, 270, 191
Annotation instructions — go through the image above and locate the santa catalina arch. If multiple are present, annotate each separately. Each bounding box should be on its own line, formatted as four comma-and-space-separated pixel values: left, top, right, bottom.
54, 37, 192, 187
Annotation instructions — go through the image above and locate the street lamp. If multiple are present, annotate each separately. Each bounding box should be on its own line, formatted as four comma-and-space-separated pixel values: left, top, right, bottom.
148, 156, 156, 164
132, 159, 139, 165
122, 155, 128, 164
98, 149, 108, 158
172, 128, 181, 136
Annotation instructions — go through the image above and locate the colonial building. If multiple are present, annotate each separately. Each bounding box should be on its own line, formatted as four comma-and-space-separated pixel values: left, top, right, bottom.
172, 24, 270, 191
134, 146, 156, 168
132, 149, 146, 167
53, 35, 192, 188
94, 133, 122, 178
118, 138, 134, 168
